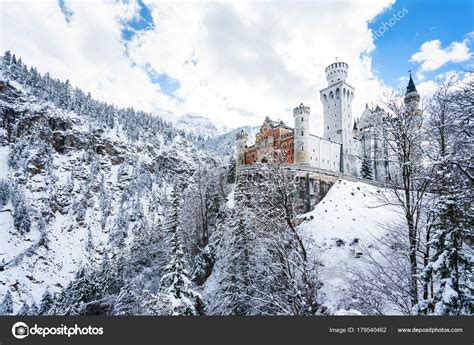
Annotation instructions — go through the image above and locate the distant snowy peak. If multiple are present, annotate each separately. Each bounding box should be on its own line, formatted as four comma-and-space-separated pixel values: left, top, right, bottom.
153, 108, 176, 122
176, 113, 221, 138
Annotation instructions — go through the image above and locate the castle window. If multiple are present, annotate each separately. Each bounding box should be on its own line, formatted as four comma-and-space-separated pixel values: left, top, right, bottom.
301, 131, 304, 135
301, 118, 304, 122
327, 126, 329, 130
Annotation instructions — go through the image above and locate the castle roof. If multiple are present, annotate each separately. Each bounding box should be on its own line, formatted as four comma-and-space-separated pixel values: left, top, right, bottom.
406, 73, 418, 94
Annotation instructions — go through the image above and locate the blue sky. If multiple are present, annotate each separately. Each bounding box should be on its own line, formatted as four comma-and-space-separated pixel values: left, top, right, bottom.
119, 0, 182, 96
369, 0, 473, 89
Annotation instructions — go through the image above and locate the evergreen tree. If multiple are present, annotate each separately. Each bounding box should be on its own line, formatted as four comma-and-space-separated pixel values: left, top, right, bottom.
0, 180, 9, 207
17, 302, 30, 316
216, 214, 253, 315
0, 290, 13, 315
113, 284, 141, 315
29, 303, 39, 315
360, 157, 373, 180
13, 196, 31, 234
160, 185, 203, 315
39, 290, 54, 315
227, 156, 236, 184
419, 80, 474, 315
96, 254, 121, 297
426, 196, 473, 315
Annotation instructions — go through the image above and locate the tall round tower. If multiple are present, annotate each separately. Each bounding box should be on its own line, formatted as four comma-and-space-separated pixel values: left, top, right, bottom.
293, 103, 310, 164
320, 61, 356, 174
325, 61, 349, 85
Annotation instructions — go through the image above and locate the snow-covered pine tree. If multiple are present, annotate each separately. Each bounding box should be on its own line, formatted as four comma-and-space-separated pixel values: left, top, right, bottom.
17, 301, 30, 316
0, 179, 9, 207
360, 157, 373, 180
0, 290, 13, 315
427, 195, 473, 315
96, 254, 122, 297
215, 213, 254, 315
39, 290, 54, 315
159, 185, 204, 316
420, 80, 474, 315
113, 284, 140, 315
226, 156, 236, 184
11, 190, 31, 234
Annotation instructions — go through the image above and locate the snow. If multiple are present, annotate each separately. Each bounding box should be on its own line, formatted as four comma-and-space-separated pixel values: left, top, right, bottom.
441, 282, 459, 304
225, 186, 235, 209
0, 145, 8, 179
298, 179, 403, 313
175, 113, 222, 138
334, 308, 363, 316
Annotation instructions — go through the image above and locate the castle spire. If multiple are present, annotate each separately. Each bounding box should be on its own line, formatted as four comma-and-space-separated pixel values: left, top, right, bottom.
406, 71, 418, 95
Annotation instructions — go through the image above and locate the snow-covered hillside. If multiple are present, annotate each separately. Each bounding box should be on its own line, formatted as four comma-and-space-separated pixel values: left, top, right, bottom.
0, 78, 210, 313
298, 179, 403, 313
203, 178, 406, 314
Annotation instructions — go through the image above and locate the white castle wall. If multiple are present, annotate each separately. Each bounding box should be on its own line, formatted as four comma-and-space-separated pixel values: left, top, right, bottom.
306, 135, 341, 171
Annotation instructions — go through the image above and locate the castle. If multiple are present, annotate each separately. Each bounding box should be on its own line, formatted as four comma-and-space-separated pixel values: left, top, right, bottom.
236, 61, 420, 183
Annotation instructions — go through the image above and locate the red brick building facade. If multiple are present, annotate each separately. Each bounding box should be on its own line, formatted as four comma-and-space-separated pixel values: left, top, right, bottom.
243, 117, 295, 165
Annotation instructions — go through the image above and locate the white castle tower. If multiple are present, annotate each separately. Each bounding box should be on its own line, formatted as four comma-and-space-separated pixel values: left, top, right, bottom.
320, 61, 357, 174
235, 130, 248, 174
293, 103, 310, 164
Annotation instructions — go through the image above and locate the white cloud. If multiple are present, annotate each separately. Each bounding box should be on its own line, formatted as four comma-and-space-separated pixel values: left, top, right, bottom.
416, 80, 439, 99
1, 0, 398, 131
410, 37, 472, 74
413, 69, 472, 100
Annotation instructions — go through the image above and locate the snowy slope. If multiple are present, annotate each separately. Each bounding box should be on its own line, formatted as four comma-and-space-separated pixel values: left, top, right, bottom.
0, 81, 210, 313
298, 179, 403, 313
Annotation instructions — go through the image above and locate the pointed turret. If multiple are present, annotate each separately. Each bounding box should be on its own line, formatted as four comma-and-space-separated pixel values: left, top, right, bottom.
404, 72, 420, 108
406, 73, 417, 94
